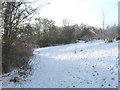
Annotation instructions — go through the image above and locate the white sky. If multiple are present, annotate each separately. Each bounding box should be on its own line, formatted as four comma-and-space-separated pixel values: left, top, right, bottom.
33, 0, 119, 28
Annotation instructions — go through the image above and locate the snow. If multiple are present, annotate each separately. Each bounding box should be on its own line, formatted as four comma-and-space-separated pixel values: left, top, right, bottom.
2, 40, 118, 88
89, 29, 96, 35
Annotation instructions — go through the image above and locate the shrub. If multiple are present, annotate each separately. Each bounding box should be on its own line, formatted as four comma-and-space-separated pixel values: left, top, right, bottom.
103, 25, 118, 41
80, 27, 93, 41
38, 26, 76, 47
108, 39, 113, 43
2, 40, 33, 73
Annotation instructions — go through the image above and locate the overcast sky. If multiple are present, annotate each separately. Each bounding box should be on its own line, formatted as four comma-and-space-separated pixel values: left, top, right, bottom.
33, 0, 119, 28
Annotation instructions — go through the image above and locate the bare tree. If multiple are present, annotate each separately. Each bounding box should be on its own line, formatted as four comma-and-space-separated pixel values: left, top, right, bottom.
2, 2, 39, 45
2, 1, 40, 73
104, 24, 118, 41
35, 18, 55, 33
62, 18, 71, 27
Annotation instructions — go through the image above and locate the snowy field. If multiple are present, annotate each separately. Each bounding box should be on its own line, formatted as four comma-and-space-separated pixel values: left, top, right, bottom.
2, 40, 118, 88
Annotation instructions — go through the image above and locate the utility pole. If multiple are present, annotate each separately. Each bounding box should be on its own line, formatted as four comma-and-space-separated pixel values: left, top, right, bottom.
102, 10, 105, 30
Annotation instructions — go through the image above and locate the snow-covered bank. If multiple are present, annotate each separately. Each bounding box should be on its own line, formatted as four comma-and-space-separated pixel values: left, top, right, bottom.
2, 40, 118, 88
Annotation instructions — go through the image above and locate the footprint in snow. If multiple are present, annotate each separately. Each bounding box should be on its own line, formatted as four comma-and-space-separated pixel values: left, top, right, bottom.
103, 78, 106, 81
101, 84, 104, 87
111, 78, 114, 80
77, 77, 80, 79
87, 82, 90, 84
104, 81, 106, 83
92, 66, 95, 69
73, 85, 75, 87
108, 84, 111, 86
73, 76, 75, 78
92, 73, 95, 77
97, 73, 99, 75
80, 49, 83, 51
94, 71, 97, 72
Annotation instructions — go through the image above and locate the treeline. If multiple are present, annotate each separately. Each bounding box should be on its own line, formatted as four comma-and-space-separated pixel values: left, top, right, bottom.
33, 18, 119, 47
32, 18, 95, 47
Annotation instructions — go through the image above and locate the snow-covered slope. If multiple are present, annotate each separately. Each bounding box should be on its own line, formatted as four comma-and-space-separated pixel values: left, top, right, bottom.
2, 40, 118, 88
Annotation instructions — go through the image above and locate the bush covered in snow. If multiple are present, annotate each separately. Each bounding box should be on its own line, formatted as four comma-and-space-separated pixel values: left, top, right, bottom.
103, 25, 118, 42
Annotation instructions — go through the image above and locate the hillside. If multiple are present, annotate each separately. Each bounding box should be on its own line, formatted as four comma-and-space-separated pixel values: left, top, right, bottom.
2, 40, 118, 88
